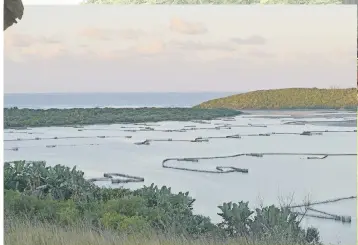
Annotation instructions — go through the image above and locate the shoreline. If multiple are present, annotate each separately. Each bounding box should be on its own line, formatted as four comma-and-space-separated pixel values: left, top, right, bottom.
4, 107, 242, 129
4, 107, 356, 129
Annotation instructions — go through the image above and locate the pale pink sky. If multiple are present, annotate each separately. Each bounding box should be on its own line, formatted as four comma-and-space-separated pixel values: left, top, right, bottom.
4, 6, 356, 93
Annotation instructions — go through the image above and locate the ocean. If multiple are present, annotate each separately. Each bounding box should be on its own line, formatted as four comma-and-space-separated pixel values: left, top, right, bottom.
4, 92, 238, 109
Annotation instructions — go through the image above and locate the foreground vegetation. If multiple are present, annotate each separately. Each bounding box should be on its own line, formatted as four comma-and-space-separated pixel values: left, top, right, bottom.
4, 107, 241, 129
5, 220, 319, 245
83, 0, 342, 4
4, 161, 321, 245
195, 88, 357, 110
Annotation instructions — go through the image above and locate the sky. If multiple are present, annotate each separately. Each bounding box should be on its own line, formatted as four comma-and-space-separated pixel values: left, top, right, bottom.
4, 5, 356, 93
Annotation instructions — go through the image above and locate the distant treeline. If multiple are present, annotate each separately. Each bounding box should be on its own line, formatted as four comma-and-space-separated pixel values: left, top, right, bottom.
4, 107, 242, 129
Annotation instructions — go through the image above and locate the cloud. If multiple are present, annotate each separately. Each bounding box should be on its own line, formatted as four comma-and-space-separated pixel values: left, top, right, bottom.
3, 29, 269, 64
4, 33, 36, 47
247, 49, 276, 58
79, 27, 145, 40
169, 17, 207, 35
85, 40, 167, 60
4, 29, 165, 62
135, 40, 166, 56
4, 32, 67, 61
21, 44, 67, 59
4, 32, 61, 48
6, 44, 68, 62
170, 40, 235, 51
231, 35, 267, 45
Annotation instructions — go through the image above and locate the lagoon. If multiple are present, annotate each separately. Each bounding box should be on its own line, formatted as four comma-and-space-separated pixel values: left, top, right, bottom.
4, 111, 357, 245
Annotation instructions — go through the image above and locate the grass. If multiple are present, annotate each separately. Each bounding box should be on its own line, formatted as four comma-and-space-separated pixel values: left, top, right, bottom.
5, 218, 305, 245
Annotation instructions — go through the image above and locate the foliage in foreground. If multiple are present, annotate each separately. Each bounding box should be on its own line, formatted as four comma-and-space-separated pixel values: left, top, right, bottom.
83, 0, 342, 4
4, 218, 319, 245
195, 88, 357, 110
4, 161, 320, 244
3, 107, 241, 129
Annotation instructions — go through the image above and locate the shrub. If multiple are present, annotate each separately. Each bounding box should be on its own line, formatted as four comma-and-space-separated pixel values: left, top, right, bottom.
3, 161, 321, 244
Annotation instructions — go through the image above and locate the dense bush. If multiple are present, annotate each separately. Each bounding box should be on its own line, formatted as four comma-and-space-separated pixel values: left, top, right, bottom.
4, 161, 320, 244
4, 161, 97, 201
4, 108, 241, 129
218, 202, 320, 243
195, 88, 357, 110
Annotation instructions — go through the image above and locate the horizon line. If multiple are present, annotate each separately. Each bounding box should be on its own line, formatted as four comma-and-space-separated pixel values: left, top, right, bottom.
4, 91, 242, 95
4, 87, 354, 95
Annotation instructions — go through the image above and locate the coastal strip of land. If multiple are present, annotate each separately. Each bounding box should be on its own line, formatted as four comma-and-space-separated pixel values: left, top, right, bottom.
194, 88, 357, 110
4, 107, 242, 129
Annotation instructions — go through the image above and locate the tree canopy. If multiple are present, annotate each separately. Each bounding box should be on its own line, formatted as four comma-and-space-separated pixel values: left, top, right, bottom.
4, 0, 24, 30
4, 108, 241, 129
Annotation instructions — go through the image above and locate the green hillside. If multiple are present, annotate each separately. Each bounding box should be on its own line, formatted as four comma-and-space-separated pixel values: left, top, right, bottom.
195, 88, 357, 110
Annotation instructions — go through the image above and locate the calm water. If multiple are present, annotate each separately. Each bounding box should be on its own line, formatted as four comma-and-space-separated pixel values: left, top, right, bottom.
4, 92, 238, 108
4, 111, 357, 245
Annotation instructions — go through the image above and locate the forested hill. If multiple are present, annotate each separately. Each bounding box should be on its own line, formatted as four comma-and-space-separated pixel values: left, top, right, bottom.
194, 88, 357, 110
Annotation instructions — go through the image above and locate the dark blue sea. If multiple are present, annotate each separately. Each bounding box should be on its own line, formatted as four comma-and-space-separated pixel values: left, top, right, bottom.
4, 92, 238, 109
